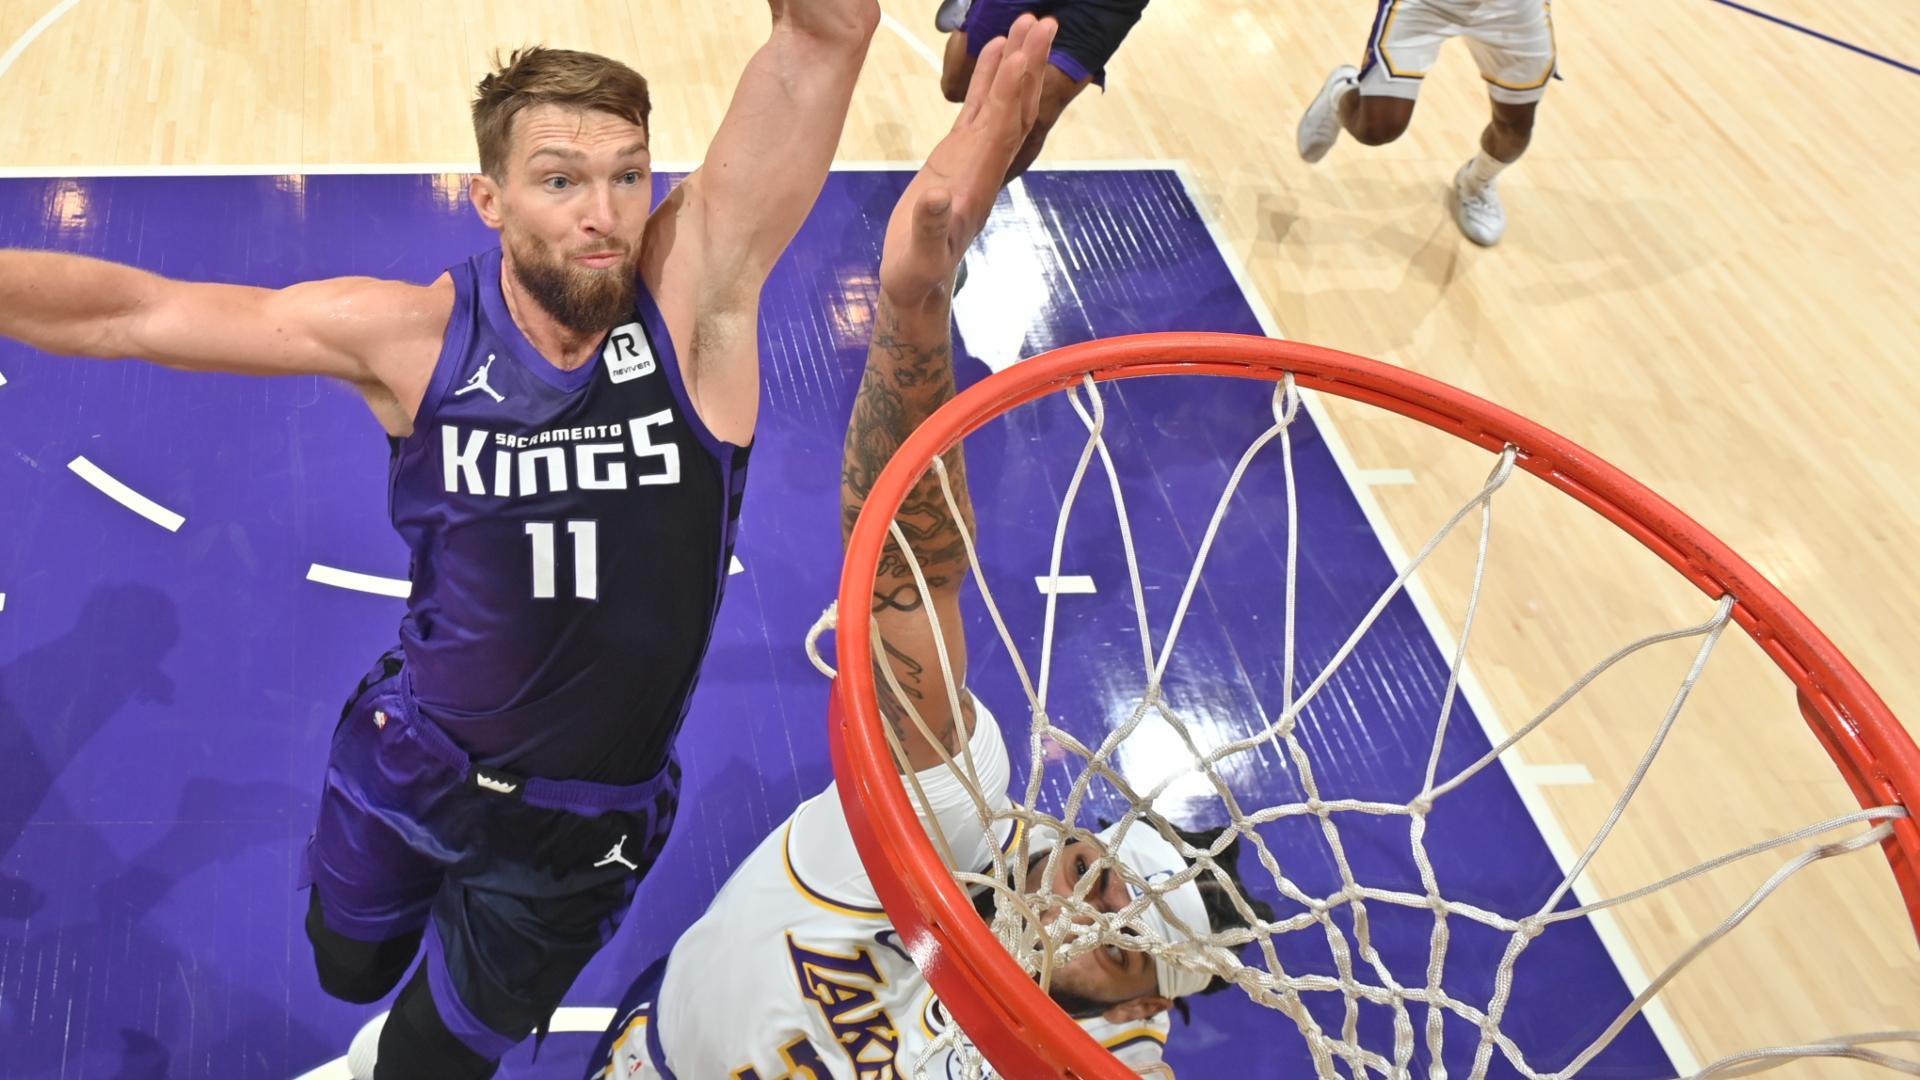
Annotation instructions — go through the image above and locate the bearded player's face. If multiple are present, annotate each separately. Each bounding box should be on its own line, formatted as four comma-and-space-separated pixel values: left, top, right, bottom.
491, 104, 652, 334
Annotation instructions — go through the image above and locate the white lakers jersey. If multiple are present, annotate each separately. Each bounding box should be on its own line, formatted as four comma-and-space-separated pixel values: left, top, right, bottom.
644, 701, 1174, 1078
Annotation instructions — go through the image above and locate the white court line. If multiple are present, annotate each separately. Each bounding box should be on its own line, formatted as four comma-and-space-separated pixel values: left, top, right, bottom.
1170, 162, 1700, 1073
0, 367, 9, 387
306, 563, 411, 598
1035, 574, 1096, 595
0, 593, 7, 612
1512, 762, 1599, 787
1355, 468, 1416, 486
289, 1007, 616, 1080
730, 555, 745, 576
67, 455, 184, 532
0, 0, 80, 82
880, 10, 945, 76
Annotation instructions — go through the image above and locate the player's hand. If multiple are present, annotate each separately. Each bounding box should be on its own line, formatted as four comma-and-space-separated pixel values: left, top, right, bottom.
878, 13, 1057, 307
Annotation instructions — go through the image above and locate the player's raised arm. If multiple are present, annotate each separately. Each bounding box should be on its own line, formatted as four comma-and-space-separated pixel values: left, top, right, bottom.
0, 249, 445, 427
839, 15, 1055, 773
641, 0, 881, 446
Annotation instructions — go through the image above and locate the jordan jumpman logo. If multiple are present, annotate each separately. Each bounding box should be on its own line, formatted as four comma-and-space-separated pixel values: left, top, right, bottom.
595, 835, 640, 871
455, 354, 505, 403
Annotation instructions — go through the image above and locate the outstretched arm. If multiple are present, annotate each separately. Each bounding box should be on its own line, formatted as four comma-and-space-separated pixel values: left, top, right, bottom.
839, 15, 1056, 772
0, 250, 446, 432
643, 0, 881, 446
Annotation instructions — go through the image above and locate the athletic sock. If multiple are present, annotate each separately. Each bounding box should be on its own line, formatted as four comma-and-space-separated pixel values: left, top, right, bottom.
1464, 151, 1509, 190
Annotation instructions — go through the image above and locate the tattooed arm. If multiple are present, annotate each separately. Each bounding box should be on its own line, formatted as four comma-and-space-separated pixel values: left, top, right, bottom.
841, 286, 980, 771
839, 15, 1055, 773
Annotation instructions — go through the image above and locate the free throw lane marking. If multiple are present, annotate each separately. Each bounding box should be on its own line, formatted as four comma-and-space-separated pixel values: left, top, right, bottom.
306, 564, 411, 598
68, 455, 184, 531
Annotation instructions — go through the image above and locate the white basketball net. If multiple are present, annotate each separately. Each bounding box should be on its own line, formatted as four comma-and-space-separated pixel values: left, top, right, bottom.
815, 372, 1920, 1079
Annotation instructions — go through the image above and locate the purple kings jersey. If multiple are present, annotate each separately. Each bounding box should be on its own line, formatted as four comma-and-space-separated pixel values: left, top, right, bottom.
388, 247, 748, 784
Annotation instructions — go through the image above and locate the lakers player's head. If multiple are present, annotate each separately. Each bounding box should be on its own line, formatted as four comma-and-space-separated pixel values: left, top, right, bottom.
983, 822, 1272, 1025
468, 46, 653, 335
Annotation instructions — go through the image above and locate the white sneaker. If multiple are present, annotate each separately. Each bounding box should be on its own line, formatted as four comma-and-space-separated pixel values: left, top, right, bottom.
935, 0, 973, 33
1451, 162, 1507, 246
1297, 65, 1358, 163
347, 1011, 388, 1080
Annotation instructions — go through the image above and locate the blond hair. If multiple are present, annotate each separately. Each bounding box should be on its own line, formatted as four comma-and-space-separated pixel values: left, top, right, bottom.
472, 47, 652, 179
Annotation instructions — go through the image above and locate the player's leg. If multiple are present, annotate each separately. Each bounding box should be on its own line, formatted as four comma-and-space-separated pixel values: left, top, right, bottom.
1345, 94, 1416, 147
305, 891, 425, 1005
942, 0, 1025, 103
1451, 0, 1554, 245
999, 0, 1146, 184
941, 29, 976, 103
372, 873, 647, 1077
1479, 98, 1537, 164
1449, 98, 1536, 245
1299, 0, 1446, 161
366, 761, 682, 1077
302, 653, 444, 1005
372, 966, 499, 1080
936, 0, 975, 34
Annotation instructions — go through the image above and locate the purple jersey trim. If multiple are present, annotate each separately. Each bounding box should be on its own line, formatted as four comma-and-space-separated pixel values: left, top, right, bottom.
1049, 49, 1097, 86
964, 32, 1108, 89
632, 272, 743, 463
406, 264, 478, 439
961, 0, 1119, 88
425, 927, 521, 1061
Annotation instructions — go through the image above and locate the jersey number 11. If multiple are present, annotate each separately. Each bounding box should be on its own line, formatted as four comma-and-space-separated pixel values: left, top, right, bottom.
525, 520, 598, 600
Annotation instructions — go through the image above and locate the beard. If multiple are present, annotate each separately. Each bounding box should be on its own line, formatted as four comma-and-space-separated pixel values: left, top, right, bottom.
505, 229, 638, 335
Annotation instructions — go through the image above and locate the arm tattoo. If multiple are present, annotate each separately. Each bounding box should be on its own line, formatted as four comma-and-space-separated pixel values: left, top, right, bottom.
874, 638, 966, 758
846, 292, 975, 770
872, 582, 929, 613
841, 295, 976, 591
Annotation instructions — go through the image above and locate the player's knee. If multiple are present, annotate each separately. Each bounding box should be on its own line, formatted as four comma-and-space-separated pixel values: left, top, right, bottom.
1350, 101, 1412, 146
940, 30, 975, 103
312, 939, 418, 1004
940, 47, 974, 102
1491, 115, 1535, 148
306, 894, 422, 1005
315, 955, 410, 1004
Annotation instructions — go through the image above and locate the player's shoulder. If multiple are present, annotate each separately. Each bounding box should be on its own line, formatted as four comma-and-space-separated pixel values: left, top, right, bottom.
349, 272, 457, 322
282, 272, 455, 343
317, 273, 459, 429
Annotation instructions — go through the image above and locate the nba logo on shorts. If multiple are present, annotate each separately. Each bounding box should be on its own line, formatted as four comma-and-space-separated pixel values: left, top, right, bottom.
604, 323, 657, 384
